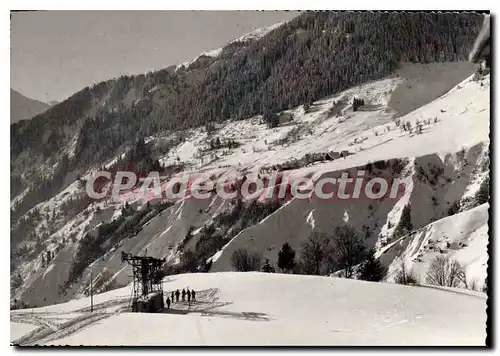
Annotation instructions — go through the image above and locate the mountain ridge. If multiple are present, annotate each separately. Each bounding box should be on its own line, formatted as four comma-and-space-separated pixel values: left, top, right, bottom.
10, 13, 489, 316
10, 88, 50, 124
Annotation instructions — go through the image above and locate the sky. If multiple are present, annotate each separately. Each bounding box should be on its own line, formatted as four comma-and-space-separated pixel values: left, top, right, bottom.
10, 11, 299, 103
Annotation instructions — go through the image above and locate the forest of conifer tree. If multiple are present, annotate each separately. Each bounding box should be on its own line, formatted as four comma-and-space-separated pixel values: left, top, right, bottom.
10, 11, 483, 227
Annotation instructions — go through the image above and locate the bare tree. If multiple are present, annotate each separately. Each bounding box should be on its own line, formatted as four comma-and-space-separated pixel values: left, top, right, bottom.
394, 257, 418, 285
231, 248, 261, 272
247, 252, 261, 272
301, 232, 328, 275
332, 225, 365, 278
426, 255, 465, 288
231, 249, 247, 271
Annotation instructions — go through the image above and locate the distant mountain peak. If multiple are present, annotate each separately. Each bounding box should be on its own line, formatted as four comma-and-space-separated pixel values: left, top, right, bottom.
10, 88, 50, 123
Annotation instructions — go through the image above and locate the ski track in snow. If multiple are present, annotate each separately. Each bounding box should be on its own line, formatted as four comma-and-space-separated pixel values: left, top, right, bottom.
10, 272, 486, 346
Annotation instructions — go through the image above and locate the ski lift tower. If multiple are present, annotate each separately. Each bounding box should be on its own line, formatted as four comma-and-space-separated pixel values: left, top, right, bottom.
121, 251, 166, 313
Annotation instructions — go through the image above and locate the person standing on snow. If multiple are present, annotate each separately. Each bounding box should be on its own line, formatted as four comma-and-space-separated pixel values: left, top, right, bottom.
191, 289, 196, 301
175, 289, 180, 302
166, 296, 171, 310
171, 291, 175, 302
182, 289, 186, 302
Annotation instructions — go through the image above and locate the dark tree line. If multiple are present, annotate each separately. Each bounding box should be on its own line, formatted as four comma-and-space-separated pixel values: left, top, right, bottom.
178, 225, 226, 273
208, 137, 240, 151
230, 225, 386, 281
179, 12, 482, 124
176, 200, 283, 273
112, 138, 163, 176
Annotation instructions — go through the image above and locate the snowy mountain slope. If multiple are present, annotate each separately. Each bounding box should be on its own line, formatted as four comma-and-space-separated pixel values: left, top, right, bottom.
381, 203, 489, 286
11, 13, 484, 231
234, 22, 284, 42
14, 193, 230, 307
11, 272, 486, 346
142, 62, 485, 179
11, 63, 489, 308
11, 322, 38, 341
208, 144, 489, 274
207, 71, 489, 272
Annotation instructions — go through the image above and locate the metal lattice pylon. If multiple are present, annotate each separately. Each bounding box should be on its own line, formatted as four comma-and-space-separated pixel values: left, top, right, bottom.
121, 251, 165, 308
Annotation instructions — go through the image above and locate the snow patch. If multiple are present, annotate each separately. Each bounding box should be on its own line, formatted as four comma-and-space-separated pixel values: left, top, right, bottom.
306, 209, 316, 230
42, 264, 55, 279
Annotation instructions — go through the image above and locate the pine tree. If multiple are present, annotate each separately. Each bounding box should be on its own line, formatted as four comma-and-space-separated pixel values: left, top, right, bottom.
476, 176, 490, 205
358, 249, 387, 282
395, 204, 412, 236
261, 259, 275, 273
277, 243, 296, 273
352, 97, 365, 111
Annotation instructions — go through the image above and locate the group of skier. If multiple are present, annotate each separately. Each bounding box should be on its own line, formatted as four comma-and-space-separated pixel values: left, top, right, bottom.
165, 288, 196, 309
